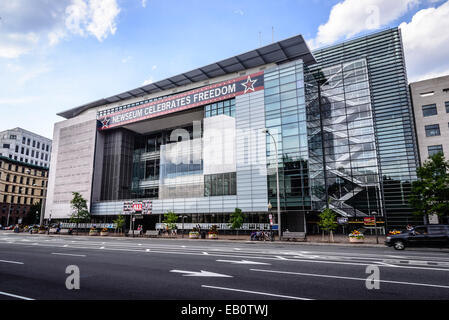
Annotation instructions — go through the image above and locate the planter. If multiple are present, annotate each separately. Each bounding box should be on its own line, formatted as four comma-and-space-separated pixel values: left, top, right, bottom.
349, 237, 365, 243
89, 231, 99, 236
189, 232, 199, 239
208, 233, 218, 239
100, 231, 109, 236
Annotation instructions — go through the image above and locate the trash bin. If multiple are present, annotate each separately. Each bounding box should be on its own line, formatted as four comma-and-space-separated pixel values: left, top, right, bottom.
201, 231, 206, 239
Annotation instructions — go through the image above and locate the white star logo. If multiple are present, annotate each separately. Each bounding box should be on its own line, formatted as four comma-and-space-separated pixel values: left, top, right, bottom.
241, 76, 258, 94
101, 118, 110, 129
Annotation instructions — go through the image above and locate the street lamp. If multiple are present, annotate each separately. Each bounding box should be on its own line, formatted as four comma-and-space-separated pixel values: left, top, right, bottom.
268, 202, 273, 241
182, 215, 188, 238
372, 211, 379, 244
262, 128, 282, 241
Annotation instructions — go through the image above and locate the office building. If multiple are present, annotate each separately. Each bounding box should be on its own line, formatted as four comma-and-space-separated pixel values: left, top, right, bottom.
0, 128, 52, 168
45, 28, 421, 232
0, 156, 49, 226
410, 75, 449, 162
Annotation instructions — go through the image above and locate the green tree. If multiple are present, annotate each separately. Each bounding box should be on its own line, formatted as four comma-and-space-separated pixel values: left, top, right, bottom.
163, 211, 178, 231
410, 153, 449, 220
229, 208, 244, 236
70, 192, 91, 234
24, 202, 41, 225
318, 208, 338, 242
113, 214, 125, 234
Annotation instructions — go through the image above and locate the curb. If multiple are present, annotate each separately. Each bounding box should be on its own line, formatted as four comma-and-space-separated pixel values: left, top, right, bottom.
1, 231, 385, 248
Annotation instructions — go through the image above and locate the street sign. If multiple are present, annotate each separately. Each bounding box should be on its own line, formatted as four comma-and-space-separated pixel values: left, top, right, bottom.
132, 203, 143, 212
364, 217, 375, 226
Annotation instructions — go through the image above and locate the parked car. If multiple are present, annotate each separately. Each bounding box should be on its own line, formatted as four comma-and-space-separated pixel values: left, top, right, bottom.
385, 224, 449, 250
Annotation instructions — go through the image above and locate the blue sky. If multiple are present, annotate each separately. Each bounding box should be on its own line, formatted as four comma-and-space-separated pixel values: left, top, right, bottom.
1, 0, 449, 139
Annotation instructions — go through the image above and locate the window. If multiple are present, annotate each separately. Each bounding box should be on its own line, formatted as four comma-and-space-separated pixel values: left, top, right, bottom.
428, 145, 443, 157
204, 99, 235, 118
420, 92, 434, 97
2, 144, 10, 149
9, 135, 16, 140
204, 172, 236, 196
422, 104, 437, 117
15, 145, 19, 152
425, 124, 440, 137
445, 101, 449, 113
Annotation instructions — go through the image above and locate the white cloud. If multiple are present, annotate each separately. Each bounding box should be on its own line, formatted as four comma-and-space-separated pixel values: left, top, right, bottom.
0, 0, 121, 59
86, 0, 121, 41
152, 65, 157, 70
234, 9, 244, 16
143, 77, 154, 85
122, 56, 132, 63
400, 1, 449, 82
142, 0, 148, 8
308, 0, 419, 48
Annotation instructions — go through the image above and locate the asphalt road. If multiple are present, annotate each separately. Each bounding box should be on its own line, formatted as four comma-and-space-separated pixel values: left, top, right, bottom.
1, 231, 449, 301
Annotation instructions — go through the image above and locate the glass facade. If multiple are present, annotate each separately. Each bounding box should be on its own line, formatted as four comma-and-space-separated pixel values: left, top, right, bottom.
94, 28, 420, 231
305, 59, 382, 218
312, 28, 420, 228
264, 60, 310, 231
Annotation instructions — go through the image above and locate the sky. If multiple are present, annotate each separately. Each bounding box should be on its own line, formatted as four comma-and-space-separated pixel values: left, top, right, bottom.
1, 0, 449, 139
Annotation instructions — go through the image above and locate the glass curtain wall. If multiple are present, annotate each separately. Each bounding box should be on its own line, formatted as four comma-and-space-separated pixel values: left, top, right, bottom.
306, 59, 382, 217
264, 60, 311, 214
312, 28, 420, 228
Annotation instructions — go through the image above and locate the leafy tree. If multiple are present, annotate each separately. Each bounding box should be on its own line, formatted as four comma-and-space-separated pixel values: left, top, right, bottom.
24, 202, 41, 225
410, 153, 449, 219
229, 208, 244, 236
163, 211, 178, 231
318, 208, 338, 242
70, 192, 91, 234
113, 214, 125, 234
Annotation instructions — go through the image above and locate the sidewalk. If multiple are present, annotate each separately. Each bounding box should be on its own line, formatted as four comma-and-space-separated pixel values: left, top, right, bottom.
0, 230, 386, 247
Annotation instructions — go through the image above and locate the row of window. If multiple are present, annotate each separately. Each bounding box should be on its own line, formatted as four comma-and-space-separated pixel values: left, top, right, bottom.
204, 99, 236, 118
0, 194, 40, 205
3, 153, 48, 167
422, 102, 449, 117
7, 135, 50, 152
0, 162, 47, 177
97, 94, 171, 117
2, 174, 46, 187
3, 185, 44, 195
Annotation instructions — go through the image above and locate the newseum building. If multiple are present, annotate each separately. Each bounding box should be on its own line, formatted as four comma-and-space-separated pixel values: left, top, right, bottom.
45, 28, 421, 233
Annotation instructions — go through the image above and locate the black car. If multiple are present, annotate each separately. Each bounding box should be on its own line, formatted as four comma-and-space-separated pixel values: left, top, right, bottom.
385, 224, 449, 250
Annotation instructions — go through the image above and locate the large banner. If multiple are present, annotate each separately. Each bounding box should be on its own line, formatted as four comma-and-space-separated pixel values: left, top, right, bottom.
97, 71, 264, 130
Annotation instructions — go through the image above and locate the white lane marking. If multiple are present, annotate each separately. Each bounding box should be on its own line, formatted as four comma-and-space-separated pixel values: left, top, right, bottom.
146, 249, 150, 252
0, 290, 34, 300
216, 259, 271, 265
5, 241, 449, 271
202, 285, 312, 300
203, 252, 209, 255
170, 270, 232, 278
0, 259, 24, 265
51, 253, 86, 257
276, 256, 287, 260
250, 269, 449, 289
